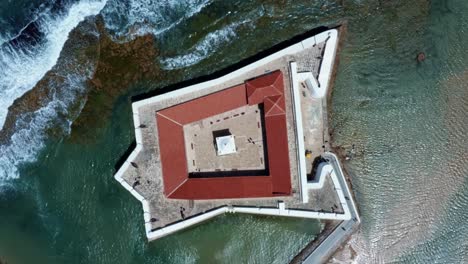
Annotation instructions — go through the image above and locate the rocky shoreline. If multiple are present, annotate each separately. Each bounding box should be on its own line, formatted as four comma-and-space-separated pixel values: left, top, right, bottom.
0, 17, 100, 144
70, 17, 163, 143
324, 23, 363, 264
0, 16, 165, 145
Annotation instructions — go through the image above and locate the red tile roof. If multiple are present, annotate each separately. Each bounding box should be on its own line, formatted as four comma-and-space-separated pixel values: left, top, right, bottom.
158, 84, 247, 125
264, 95, 285, 117
156, 70, 292, 199
246, 71, 284, 106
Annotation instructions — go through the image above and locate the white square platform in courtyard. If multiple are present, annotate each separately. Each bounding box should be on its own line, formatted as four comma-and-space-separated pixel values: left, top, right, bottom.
216, 135, 236, 156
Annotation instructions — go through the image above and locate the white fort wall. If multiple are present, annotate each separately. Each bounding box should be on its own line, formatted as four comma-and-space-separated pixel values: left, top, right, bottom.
290, 28, 338, 203
289, 62, 308, 203
145, 153, 356, 241
114, 29, 352, 241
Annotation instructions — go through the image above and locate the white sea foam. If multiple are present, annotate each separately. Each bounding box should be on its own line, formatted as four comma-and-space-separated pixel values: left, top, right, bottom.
0, 65, 93, 182
160, 20, 251, 70
0, 0, 106, 182
0, 0, 210, 184
101, 0, 211, 41
0, 34, 9, 46
0, 0, 107, 130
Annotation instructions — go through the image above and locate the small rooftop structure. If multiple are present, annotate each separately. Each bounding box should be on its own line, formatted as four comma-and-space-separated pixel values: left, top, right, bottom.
216, 135, 236, 156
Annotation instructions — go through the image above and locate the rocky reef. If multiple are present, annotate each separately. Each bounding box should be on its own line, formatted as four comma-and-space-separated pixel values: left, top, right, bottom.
0, 16, 163, 144
0, 17, 100, 144
70, 18, 162, 142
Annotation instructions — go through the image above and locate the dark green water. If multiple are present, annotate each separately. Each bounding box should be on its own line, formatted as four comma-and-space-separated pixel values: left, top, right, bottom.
1, 0, 467, 263
0, 93, 321, 264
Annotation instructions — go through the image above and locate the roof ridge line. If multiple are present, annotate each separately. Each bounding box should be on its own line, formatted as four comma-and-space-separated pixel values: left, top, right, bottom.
157, 112, 183, 127
167, 178, 189, 197
265, 96, 285, 115
265, 111, 285, 117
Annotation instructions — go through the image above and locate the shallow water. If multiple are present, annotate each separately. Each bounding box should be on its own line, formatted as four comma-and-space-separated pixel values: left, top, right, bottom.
0, 0, 467, 263
330, 0, 468, 262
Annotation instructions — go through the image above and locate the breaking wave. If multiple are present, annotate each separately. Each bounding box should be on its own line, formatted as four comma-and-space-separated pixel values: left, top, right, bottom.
101, 0, 211, 41
0, 34, 10, 46
0, 0, 249, 183
0, 85, 79, 182
0, 0, 213, 184
0, 0, 105, 183
0, 0, 106, 130
160, 20, 251, 70
0, 39, 98, 183
0, 65, 96, 183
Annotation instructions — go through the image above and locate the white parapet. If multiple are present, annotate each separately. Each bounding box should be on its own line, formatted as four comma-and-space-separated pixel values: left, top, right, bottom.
143, 154, 358, 240
147, 207, 229, 241
114, 29, 348, 241
317, 30, 338, 93
288, 29, 339, 203
290, 62, 309, 203
131, 29, 338, 113
307, 162, 354, 219
232, 203, 350, 221
323, 152, 361, 223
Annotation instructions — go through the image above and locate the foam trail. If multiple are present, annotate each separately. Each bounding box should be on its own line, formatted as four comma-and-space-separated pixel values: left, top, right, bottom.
160, 20, 251, 70
0, 57, 95, 182
101, 0, 211, 42
0, 0, 211, 184
0, 34, 9, 46
0, 0, 107, 130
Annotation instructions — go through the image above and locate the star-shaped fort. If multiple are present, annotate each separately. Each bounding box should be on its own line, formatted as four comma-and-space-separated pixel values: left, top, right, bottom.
115, 29, 360, 251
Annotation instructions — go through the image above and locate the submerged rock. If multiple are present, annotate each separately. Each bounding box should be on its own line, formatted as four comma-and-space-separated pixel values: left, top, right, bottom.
0, 15, 164, 145
70, 17, 163, 143
417, 52, 426, 62
0, 17, 101, 144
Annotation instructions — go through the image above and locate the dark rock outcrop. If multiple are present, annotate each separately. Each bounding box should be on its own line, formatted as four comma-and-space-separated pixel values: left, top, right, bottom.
0, 15, 163, 145
0, 17, 100, 144
69, 18, 162, 142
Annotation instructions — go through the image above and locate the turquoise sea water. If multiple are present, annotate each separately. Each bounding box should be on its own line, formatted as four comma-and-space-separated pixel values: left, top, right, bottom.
331, 0, 468, 262
1, 0, 467, 263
